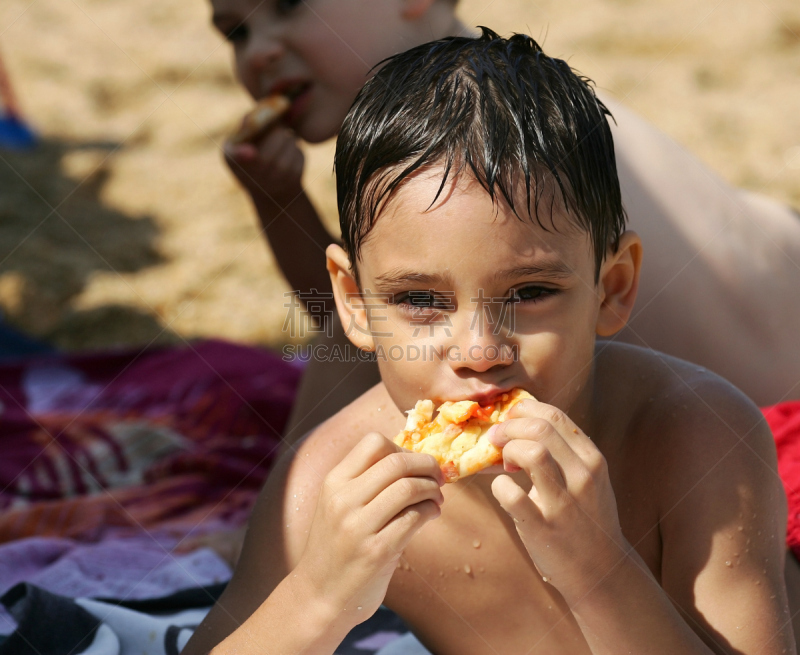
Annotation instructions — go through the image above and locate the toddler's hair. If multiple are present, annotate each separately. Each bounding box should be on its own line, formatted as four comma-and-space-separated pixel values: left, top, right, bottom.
336, 27, 625, 281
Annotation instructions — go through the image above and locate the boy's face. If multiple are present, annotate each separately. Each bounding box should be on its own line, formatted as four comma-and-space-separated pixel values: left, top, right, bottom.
337, 170, 611, 415
210, 0, 431, 143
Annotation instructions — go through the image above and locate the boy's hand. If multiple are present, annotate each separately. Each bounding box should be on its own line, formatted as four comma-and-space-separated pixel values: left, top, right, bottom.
224, 126, 304, 206
296, 433, 444, 621
489, 400, 629, 605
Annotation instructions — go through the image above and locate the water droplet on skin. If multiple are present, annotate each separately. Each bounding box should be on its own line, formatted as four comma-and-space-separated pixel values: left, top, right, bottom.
464, 564, 472, 574
357, 606, 363, 610
472, 540, 481, 548
478, 566, 485, 573
403, 563, 410, 571
454, 566, 459, 572
542, 576, 549, 583
295, 507, 299, 511
737, 526, 743, 531
439, 571, 444, 577
725, 561, 732, 567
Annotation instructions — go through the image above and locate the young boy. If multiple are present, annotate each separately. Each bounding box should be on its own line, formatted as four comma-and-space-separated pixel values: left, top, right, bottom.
183, 31, 795, 654
209, 0, 800, 441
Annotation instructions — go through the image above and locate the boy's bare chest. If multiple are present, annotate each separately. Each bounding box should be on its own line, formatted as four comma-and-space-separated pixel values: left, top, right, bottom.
384, 465, 661, 655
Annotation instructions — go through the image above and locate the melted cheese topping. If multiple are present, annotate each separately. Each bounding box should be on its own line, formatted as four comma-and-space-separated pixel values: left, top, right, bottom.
393, 388, 534, 482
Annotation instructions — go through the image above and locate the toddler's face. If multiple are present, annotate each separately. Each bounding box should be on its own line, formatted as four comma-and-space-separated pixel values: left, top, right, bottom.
351, 170, 605, 415
210, 0, 417, 143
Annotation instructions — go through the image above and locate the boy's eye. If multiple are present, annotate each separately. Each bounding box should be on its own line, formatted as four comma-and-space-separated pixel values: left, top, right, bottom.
276, 0, 304, 14
511, 286, 558, 303
224, 23, 249, 44
393, 291, 454, 310
394, 291, 452, 309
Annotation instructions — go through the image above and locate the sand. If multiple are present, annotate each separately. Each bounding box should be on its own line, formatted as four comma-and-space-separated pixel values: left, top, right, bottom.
0, 0, 798, 351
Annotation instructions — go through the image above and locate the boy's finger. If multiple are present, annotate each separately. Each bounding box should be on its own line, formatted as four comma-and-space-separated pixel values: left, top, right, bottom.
507, 401, 581, 438
363, 475, 444, 533
492, 417, 583, 476
256, 126, 296, 162
497, 403, 595, 459
502, 440, 567, 506
330, 432, 400, 483
224, 141, 258, 163
379, 499, 442, 551
491, 474, 543, 532
356, 450, 444, 501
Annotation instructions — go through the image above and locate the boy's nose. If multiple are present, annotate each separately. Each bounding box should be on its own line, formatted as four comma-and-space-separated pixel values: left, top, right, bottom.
244, 36, 284, 78
452, 312, 516, 374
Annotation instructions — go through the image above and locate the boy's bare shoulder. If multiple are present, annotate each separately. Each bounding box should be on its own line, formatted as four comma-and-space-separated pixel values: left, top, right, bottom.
596, 341, 771, 450
594, 342, 777, 509
294, 381, 405, 469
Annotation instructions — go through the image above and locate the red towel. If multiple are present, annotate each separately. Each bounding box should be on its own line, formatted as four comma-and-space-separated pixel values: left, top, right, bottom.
0, 340, 301, 543
762, 401, 800, 558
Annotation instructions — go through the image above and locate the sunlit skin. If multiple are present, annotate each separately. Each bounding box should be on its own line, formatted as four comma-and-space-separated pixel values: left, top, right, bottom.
184, 166, 793, 655
335, 170, 607, 421
210, 0, 462, 143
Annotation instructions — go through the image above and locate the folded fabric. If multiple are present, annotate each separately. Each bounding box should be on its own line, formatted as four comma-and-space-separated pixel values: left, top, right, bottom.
0, 340, 300, 543
0, 535, 232, 636
0, 583, 409, 655
0, 583, 221, 654
763, 400, 800, 559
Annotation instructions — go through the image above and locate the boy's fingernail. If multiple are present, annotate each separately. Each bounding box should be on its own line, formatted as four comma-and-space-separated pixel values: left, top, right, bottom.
504, 461, 521, 473
487, 424, 505, 446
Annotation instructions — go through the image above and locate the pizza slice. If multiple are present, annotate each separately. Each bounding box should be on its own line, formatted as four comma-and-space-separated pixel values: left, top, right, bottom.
229, 94, 291, 145
393, 388, 534, 483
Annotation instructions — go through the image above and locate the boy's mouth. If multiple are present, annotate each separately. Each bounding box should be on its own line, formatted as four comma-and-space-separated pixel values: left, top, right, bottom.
266, 80, 310, 101
450, 387, 516, 406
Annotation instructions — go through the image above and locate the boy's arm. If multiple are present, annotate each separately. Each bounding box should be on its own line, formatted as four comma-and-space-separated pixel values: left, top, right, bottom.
489, 384, 795, 655
182, 433, 444, 655
653, 386, 794, 654
225, 129, 337, 327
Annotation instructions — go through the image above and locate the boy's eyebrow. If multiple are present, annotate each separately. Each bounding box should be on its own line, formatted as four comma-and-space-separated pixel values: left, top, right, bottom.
372, 270, 454, 292
370, 263, 573, 292
492, 263, 574, 282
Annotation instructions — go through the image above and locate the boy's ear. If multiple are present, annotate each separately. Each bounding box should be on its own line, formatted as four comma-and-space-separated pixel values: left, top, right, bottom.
595, 231, 643, 337
326, 244, 376, 352
400, 0, 438, 20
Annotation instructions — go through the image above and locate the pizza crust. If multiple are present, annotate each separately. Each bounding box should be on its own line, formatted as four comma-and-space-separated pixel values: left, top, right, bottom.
393, 388, 534, 482
229, 95, 291, 145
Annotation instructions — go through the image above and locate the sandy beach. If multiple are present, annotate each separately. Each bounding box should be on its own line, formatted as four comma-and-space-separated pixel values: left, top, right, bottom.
0, 0, 798, 351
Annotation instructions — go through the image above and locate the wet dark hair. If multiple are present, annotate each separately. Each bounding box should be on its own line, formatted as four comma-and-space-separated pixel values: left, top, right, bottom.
335, 27, 625, 281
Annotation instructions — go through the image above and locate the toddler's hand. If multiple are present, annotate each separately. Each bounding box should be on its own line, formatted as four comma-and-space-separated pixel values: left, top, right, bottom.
297, 433, 444, 621
489, 400, 629, 604
224, 126, 304, 206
